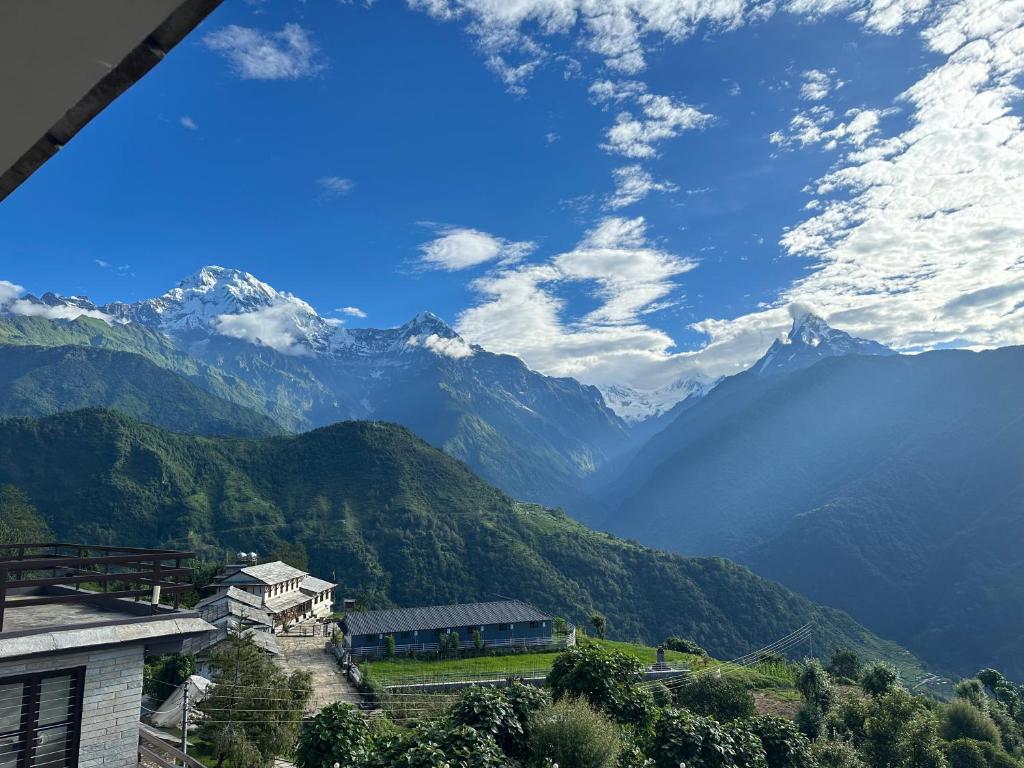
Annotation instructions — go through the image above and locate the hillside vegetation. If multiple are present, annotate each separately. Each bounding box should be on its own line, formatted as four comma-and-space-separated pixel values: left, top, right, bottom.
606, 346, 1024, 678
0, 345, 282, 437
0, 408, 925, 679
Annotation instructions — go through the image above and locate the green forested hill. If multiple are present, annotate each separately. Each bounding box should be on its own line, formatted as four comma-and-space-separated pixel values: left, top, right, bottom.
0, 345, 283, 438
0, 408, 926, 679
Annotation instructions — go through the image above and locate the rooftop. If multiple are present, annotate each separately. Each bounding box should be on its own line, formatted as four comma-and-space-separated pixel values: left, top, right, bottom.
218, 560, 309, 586
0, 543, 214, 660
342, 600, 553, 637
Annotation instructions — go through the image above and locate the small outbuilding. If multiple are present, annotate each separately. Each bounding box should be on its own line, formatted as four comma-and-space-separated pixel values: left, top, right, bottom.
340, 599, 573, 658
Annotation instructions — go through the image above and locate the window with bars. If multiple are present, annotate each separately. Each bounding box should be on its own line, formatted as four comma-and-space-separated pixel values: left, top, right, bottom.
0, 667, 84, 768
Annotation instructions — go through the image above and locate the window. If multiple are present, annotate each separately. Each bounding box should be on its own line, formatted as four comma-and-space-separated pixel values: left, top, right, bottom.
497, 623, 510, 631
529, 621, 541, 628
400, 632, 412, 639
0, 667, 85, 768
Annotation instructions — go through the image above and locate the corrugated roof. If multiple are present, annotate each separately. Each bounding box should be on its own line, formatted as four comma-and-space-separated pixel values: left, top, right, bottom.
342, 600, 552, 636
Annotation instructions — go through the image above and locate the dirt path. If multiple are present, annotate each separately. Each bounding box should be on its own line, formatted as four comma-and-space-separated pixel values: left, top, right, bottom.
276, 633, 362, 713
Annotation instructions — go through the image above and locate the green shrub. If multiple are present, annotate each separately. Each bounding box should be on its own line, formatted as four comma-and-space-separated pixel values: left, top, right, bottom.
367, 721, 507, 768
942, 700, 1001, 745
945, 739, 989, 768
673, 675, 755, 722
741, 715, 813, 768
449, 685, 544, 758
974, 739, 1023, 768
385, 635, 396, 658
797, 659, 835, 712
649, 708, 739, 768
296, 702, 370, 768
530, 698, 622, 768
664, 637, 707, 656
811, 739, 867, 768
827, 649, 863, 682
649, 682, 672, 709
548, 645, 656, 728
861, 663, 900, 697
723, 720, 769, 768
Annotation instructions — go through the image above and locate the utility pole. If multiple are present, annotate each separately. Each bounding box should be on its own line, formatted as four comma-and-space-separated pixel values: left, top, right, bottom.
180, 679, 189, 756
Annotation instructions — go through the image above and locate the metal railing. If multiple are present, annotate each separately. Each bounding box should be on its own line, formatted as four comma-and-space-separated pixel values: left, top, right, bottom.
0, 543, 195, 632
346, 628, 576, 659
138, 728, 204, 768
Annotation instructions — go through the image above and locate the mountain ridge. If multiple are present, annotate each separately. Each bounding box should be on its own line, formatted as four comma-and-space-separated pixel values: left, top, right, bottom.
0, 406, 931, 682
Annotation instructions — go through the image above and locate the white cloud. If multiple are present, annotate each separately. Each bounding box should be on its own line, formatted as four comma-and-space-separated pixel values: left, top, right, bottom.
799, 68, 842, 100
94, 259, 110, 268
407, 333, 476, 359
603, 92, 714, 157
203, 23, 326, 80
700, 0, 1024, 371
0, 280, 22, 306
545, 131, 560, 143
317, 176, 355, 196
409, 1, 764, 91
213, 302, 314, 356
771, 105, 893, 150
607, 165, 678, 208
180, 115, 199, 130
0, 282, 113, 323
337, 306, 367, 318
455, 217, 699, 387
419, 227, 536, 271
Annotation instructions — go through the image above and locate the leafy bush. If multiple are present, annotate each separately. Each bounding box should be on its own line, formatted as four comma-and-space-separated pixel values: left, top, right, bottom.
296, 703, 371, 768
941, 700, 1001, 745
664, 637, 707, 656
649, 708, 739, 768
449, 685, 543, 758
741, 715, 813, 768
367, 721, 507, 768
649, 682, 672, 709
811, 739, 867, 768
724, 720, 769, 768
797, 659, 835, 712
548, 645, 656, 728
956, 680, 989, 711
861, 663, 900, 697
530, 698, 622, 768
827, 649, 863, 682
945, 739, 989, 768
673, 675, 755, 722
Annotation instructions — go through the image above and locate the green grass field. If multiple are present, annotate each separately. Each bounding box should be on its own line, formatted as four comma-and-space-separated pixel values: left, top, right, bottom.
361, 638, 795, 692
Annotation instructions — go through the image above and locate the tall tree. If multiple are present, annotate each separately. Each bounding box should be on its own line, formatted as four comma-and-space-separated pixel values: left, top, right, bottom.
198, 632, 312, 767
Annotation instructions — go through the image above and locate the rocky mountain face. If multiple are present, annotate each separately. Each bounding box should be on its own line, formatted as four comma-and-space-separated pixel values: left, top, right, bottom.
754, 311, 895, 377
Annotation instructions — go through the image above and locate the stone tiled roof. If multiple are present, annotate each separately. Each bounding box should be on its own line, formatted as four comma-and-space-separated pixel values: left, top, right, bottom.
299, 575, 335, 595
342, 600, 552, 637
195, 586, 263, 610
265, 591, 312, 614
236, 561, 308, 585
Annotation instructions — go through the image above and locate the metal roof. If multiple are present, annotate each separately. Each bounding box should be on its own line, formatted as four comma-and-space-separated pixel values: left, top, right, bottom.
342, 600, 553, 637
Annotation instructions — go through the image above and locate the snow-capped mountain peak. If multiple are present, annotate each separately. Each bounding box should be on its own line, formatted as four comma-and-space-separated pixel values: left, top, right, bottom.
755, 311, 894, 376
600, 375, 719, 423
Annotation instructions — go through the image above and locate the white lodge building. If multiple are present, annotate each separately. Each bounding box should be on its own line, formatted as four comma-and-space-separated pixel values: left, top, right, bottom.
211, 561, 336, 630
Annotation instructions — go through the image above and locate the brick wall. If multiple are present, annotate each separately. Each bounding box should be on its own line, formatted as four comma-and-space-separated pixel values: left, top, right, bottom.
0, 643, 145, 768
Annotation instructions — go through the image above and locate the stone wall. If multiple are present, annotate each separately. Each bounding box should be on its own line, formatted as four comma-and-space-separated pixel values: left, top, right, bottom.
0, 643, 145, 768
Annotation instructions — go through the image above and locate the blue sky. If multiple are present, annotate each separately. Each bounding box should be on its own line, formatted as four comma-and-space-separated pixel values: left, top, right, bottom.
1, 0, 1022, 389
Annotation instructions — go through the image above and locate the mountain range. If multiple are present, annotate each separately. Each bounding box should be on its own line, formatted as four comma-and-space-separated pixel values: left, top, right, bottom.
601, 334, 1024, 678
1, 267, 633, 508
0, 407, 929, 681
4, 267, 1021, 679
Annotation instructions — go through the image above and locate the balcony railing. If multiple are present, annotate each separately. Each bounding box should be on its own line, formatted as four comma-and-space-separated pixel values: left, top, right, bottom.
0, 542, 195, 632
